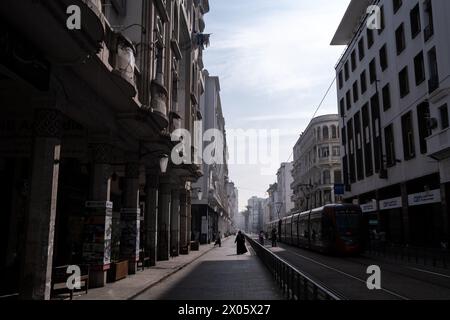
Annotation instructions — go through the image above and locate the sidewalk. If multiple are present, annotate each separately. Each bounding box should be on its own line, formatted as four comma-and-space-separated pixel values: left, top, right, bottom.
75, 241, 219, 300
134, 237, 283, 300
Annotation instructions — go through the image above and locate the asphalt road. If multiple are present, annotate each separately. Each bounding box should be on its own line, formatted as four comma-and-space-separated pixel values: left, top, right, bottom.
266, 241, 450, 300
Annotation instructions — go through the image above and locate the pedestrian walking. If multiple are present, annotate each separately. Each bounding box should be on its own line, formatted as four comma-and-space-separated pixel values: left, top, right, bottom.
214, 232, 222, 247
259, 231, 265, 245
235, 231, 248, 255
271, 228, 277, 247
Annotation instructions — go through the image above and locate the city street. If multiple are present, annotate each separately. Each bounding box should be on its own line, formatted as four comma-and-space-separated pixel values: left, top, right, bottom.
134, 237, 283, 300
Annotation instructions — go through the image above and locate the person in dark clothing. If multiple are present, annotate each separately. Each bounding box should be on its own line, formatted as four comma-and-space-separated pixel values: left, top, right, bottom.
271, 228, 277, 247
214, 232, 222, 247
235, 231, 248, 255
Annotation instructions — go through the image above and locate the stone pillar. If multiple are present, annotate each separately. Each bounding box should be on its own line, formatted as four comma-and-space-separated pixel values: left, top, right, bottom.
157, 179, 171, 261
120, 162, 141, 274
144, 169, 159, 266
179, 189, 188, 254
170, 189, 180, 257
20, 106, 62, 300
187, 191, 192, 244
84, 143, 113, 288
401, 183, 410, 245
441, 183, 449, 244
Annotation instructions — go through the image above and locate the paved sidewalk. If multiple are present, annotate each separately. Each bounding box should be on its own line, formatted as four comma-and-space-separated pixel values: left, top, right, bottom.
134, 237, 283, 300
74, 241, 219, 300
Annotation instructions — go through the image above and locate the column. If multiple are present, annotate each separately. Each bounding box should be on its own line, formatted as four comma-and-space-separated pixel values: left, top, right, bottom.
84, 143, 113, 288
170, 188, 180, 257
120, 162, 141, 274
401, 183, 410, 245
186, 191, 192, 244
157, 178, 171, 261
20, 106, 62, 300
441, 182, 449, 245
179, 189, 189, 254
144, 168, 159, 266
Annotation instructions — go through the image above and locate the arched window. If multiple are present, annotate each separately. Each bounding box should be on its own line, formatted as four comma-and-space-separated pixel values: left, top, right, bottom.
317, 127, 321, 141
331, 125, 337, 139
323, 126, 329, 140
323, 170, 331, 184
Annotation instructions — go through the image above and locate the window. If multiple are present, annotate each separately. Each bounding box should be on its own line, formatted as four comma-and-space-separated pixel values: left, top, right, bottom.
378, 6, 385, 34
351, 50, 357, 71
323, 171, 331, 185
369, 59, 377, 84
358, 38, 365, 61
393, 0, 402, 14
360, 71, 367, 94
331, 125, 338, 139
379, 44, 388, 71
384, 124, 396, 167
344, 61, 349, 81
424, 0, 434, 42
417, 102, 432, 154
382, 84, 391, 111
322, 147, 330, 158
414, 51, 426, 85
332, 146, 340, 156
353, 81, 359, 103
396, 23, 406, 55
401, 111, 416, 160
323, 126, 329, 140
334, 170, 342, 184
440, 104, 449, 129
340, 98, 345, 117
367, 28, 374, 48
346, 90, 352, 110
399, 67, 410, 98
428, 47, 439, 93
338, 71, 343, 89
410, 4, 421, 39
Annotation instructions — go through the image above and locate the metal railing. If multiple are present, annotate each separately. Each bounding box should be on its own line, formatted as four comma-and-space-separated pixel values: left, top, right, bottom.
366, 241, 450, 269
245, 235, 342, 300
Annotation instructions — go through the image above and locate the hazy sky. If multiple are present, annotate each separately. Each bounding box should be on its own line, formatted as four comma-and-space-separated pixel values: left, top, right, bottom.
203, 0, 351, 210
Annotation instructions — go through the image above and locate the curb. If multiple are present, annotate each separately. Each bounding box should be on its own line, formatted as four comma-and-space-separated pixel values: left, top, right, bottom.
127, 237, 232, 300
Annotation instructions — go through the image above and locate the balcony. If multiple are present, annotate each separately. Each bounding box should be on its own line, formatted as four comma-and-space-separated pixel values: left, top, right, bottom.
427, 128, 450, 160
109, 32, 137, 98
0, 0, 106, 63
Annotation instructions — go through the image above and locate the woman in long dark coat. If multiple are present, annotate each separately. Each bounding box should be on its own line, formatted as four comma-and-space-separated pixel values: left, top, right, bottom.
235, 231, 248, 255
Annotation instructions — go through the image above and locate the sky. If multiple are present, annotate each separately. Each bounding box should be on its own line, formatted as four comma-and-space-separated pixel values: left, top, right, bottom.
203, 0, 351, 211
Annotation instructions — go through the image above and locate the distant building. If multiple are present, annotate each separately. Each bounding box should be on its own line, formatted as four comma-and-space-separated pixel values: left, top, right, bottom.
277, 162, 295, 217
247, 197, 266, 233
291, 115, 342, 212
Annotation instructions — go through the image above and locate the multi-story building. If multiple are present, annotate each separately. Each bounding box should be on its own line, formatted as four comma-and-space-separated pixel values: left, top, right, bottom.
266, 183, 280, 222
191, 71, 231, 244
291, 115, 342, 212
247, 196, 266, 234
277, 162, 295, 217
0, 0, 210, 299
331, 0, 450, 247
226, 181, 239, 234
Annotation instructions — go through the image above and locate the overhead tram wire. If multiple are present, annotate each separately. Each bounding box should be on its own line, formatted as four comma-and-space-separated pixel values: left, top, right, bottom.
286, 76, 337, 163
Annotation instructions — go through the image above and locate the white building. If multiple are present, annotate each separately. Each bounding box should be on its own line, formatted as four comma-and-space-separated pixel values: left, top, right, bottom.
247, 196, 266, 234
291, 115, 342, 212
277, 162, 295, 217
331, 0, 449, 247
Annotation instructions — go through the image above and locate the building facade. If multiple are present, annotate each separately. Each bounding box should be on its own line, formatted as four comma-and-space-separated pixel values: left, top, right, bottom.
247, 197, 266, 234
332, 0, 450, 247
277, 162, 295, 217
0, 0, 210, 299
191, 71, 232, 244
226, 181, 239, 235
291, 115, 342, 212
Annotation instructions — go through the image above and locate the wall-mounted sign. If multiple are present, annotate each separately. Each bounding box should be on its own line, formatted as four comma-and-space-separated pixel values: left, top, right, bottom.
379, 197, 402, 210
408, 189, 441, 207
361, 201, 378, 213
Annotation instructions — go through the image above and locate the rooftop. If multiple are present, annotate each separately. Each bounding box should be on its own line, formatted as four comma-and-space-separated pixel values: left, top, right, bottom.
330, 0, 373, 46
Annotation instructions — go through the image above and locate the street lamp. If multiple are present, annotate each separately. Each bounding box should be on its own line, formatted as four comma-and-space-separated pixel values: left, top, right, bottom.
159, 155, 169, 174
